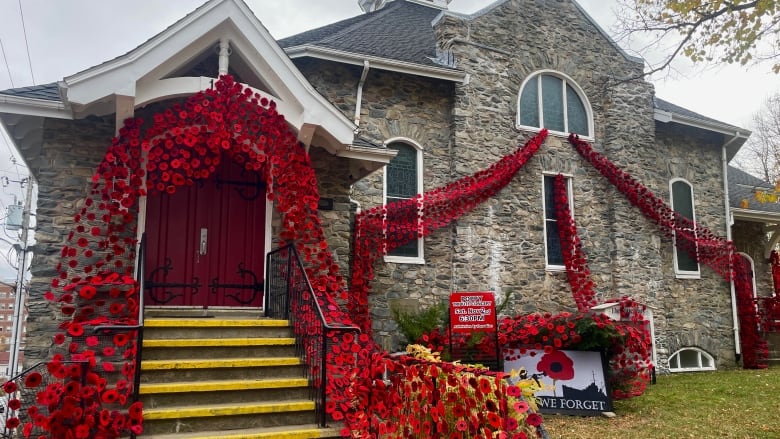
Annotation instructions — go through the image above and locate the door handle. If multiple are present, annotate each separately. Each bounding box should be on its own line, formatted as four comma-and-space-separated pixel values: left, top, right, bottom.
199, 228, 208, 255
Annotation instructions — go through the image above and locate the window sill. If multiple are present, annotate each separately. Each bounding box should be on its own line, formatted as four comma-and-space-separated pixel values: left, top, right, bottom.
674, 271, 701, 280
669, 366, 716, 373
546, 265, 566, 273
516, 125, 595, 143
384, 255, 425, 265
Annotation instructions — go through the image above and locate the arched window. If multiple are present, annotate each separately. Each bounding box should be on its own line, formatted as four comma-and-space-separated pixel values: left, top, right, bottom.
670, 178, 700, 278
518, 71, 592, 137
384, 139, 424, 263
668, 347, 715, 372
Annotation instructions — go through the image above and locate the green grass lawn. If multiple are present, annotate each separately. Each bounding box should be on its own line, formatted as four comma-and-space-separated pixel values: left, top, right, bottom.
541, 367, 780, 439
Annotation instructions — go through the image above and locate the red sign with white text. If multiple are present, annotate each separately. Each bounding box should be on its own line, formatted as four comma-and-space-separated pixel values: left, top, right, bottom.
450, 292, 496, 333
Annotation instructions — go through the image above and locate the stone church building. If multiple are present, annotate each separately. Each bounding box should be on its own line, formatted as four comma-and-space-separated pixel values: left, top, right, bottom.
0, 0, 772, 381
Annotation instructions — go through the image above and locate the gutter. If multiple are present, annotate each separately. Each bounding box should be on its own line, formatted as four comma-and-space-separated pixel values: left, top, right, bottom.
284, 45, 469, 84
354, 61, 370, 126
722, 140, 741, 358
0, 94, 72, 119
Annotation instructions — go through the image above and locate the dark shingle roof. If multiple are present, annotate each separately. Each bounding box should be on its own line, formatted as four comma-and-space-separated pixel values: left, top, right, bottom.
279, 0, 447, 68
0, 83, 61, 101
728, 165, 780, 214
654, 96, 741, 131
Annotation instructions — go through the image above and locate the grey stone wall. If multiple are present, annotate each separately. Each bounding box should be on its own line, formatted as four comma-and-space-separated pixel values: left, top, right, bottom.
292, 0, 738, 367
294, 59, 456, 350
24, 116, 114, 366
653, 124, 736, 369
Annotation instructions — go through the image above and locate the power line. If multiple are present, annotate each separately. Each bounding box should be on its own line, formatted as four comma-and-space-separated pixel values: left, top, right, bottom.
0, 37, 14, 88
17, 0, 35, 85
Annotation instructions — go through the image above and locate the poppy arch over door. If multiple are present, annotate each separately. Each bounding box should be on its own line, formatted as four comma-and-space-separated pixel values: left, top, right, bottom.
38, 75, 355, 437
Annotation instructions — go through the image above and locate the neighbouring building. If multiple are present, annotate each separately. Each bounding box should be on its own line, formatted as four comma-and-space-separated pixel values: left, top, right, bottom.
0, 281, 27, 377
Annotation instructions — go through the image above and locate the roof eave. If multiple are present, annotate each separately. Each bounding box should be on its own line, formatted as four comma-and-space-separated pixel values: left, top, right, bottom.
731, 207, 780, 223
0, 94, 72, 119
654, 109, 750, 138
284, 45, 469, 83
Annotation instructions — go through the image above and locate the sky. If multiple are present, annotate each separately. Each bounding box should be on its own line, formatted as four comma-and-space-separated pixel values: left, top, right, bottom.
1, 0, 779, 280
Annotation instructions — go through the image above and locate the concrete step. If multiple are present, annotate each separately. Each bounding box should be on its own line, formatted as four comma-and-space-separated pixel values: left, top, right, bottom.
142, 400, 316, 435
137, 424, 343, 439
140, 378, 310, 408
142, 337, 297, 360
140, 357, 304, 383
136, 315, 327, 438
143, 318, 292, 339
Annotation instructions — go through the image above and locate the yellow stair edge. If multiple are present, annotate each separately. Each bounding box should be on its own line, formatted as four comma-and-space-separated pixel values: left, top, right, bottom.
143, 338, 296, 348
139, 378, 309, 394
143, 400, 315, 420
138, 424, 342, 439
144, 319, 289, 328
141, 357, 301, 370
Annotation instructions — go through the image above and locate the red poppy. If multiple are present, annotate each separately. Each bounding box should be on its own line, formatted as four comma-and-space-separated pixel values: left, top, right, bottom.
24, 372, 42, 388
5, 417, 20, 429
525, 413, 543, 427
8, 399, 21, 410
67, 323, 84, 337
128, 401, 143, 421
101, 389, 119, 403
113, 333, 129, 347
3, 381, 17, 394
536, 350, 574, 381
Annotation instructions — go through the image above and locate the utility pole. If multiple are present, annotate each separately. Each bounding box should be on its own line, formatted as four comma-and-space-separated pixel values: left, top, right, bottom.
7, 175, 33, 378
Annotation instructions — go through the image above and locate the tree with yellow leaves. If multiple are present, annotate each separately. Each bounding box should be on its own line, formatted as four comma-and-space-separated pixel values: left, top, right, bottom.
616, 0, 780, 77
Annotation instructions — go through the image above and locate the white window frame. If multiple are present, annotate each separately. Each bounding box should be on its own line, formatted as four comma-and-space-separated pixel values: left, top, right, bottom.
542, 173, 574, 271
383, 137, 425, 265
668, 347, 716, 372
737, 252, 758, 298
516, 70, 594, 140
670, 178, 701, 279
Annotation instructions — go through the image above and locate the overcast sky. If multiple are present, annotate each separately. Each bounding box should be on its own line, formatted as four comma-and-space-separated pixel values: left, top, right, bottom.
1, 0, 779, 280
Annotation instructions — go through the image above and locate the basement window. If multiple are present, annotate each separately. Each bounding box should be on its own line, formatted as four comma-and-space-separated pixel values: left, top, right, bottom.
668, 347, 715, 372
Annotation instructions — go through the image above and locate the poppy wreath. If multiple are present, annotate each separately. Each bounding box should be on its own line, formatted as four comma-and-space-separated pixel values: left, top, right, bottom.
568, 134, 767, 369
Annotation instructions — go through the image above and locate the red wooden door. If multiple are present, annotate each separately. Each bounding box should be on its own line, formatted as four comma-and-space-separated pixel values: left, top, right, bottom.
144, 159, 266, 308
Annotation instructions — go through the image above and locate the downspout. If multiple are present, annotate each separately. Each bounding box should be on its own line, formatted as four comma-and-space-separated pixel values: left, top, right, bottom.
354, 60, 370, 126
722, 135, 741, 358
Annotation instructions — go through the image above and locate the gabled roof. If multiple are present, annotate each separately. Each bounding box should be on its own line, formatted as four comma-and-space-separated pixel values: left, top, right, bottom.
728, 165, 780, 216
0, 84, 61, 101
279, 0, 466, 82
280, 1, 443, 68
0, 0, 374, 158
654, 97, 750, 157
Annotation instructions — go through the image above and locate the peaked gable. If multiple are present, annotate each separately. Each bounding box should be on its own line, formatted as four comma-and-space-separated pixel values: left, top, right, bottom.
2, 0, 357, 152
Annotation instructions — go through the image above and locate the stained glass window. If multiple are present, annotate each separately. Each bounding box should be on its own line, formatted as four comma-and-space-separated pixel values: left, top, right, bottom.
518, 72, 590, 136
386, 142, 421, 259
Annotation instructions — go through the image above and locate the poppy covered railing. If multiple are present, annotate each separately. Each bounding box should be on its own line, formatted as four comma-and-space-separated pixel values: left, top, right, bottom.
0, 361, 88, 438
756, 296, 780, 333
264, 244, 361, 427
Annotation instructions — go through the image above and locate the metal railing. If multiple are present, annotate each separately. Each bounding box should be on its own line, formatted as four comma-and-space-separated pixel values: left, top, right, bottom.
265, 244, 360, 427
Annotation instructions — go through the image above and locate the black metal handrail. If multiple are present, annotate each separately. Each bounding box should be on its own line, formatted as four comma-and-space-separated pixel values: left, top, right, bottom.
265, 244, 360, 427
